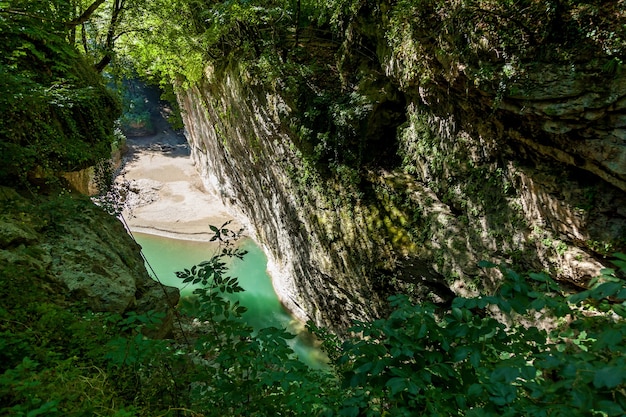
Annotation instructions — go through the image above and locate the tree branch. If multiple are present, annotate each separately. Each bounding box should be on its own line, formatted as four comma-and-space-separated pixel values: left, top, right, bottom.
94, 0, 126, 72
65, 0, 108, 29
1, 8, 62, 22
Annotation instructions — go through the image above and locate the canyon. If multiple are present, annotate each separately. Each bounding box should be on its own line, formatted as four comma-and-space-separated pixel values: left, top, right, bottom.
2, 2, 625, 414
176, 10, 626, 332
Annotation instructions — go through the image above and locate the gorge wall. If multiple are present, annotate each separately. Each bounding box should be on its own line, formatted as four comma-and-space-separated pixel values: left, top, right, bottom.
177, 2, 626, 332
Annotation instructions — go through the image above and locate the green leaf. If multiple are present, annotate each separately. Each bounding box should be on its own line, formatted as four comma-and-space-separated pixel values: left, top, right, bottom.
26, 400, 59, 417
478, 260, 498, 268
386, 377, 408, 396
611, 260, 626, 270
529, 272, 550, 282
520, 366, 537, 381
468, 383, 483, 397
569, 290, 591, 303
499, 299, 512, 313
530, 298, 546, 311
452, 297, 466, 308
613, 304, 626, 318
465, 298, 478, 309
453, 346, 472, 362
488, 383, 517, 406
491, 367, 520, 383
371, 360, 386, 376
339, 406, 359, 417
591, 282, 623, 299
417, 323, 428, 338
594, 329, 622, 351
600, 268, 616, 276
407, 379, 419, 395
355, 361, 373, 374
476, 297, 489, 309
593, 367, 624, 389
470, 351, 481, 368
595, 400, 625, 416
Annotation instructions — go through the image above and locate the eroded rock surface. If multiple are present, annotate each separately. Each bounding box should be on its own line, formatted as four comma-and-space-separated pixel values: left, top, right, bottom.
0, 186, 179, 338
176, 3, 625, 332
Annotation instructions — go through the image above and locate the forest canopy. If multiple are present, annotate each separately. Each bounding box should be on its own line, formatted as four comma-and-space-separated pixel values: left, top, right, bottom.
0, 0, 121, 184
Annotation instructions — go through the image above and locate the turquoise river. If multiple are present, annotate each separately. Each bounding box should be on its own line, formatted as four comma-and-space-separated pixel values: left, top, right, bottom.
133, 232, 327, 368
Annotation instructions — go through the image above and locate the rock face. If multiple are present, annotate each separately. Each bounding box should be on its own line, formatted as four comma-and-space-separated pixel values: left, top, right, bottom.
178, 77, 385, 331
0, 187, 179, 338
177, 4, 626, 332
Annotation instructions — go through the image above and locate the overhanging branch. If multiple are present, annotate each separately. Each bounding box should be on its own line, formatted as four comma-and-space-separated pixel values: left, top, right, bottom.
65, 0, 108, 29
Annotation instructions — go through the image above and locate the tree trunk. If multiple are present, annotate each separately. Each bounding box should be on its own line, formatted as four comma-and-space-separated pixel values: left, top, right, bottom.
94, 0, 125, 73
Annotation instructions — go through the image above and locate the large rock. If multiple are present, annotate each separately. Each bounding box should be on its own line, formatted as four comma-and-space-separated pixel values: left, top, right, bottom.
0, 187, 179, 338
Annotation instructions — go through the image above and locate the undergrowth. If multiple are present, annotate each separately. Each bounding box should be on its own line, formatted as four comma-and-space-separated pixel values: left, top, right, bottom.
2, 220, 624, 416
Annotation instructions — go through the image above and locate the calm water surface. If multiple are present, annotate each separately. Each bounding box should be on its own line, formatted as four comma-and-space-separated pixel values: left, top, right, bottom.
133, 232, 326, 368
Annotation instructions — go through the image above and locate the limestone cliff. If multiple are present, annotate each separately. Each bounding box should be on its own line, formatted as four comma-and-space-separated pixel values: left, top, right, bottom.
177, 2, 625, 332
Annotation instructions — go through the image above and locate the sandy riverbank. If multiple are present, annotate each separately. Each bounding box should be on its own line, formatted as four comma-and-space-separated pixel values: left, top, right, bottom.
116, 111, 241, 242
119, 149, 240, 241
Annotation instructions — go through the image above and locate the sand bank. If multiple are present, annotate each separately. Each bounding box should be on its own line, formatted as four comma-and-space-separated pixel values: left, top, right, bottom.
117, 139, 241, 242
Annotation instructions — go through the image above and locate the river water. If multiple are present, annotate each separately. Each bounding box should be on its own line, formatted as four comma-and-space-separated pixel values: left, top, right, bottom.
133, 232, 327, 368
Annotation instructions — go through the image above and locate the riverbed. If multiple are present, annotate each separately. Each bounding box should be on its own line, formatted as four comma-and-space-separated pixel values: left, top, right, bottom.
115, 89, 326, 367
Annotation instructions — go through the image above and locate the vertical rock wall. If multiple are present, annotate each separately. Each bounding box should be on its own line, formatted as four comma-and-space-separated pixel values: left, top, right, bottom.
178, 6, 626, 332
179, 69, 395, 330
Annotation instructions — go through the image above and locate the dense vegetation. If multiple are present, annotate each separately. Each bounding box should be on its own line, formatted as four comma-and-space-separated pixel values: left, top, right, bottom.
0, 0, 122, 186
122, 0, 625, 172
3, 217, 625, 416
1, 0, 626, 416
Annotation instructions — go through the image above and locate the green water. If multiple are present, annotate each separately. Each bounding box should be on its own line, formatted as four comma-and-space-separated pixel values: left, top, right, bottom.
133, 232, 327, 368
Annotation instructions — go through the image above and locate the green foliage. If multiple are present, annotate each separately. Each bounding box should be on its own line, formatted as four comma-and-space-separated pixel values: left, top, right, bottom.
93, 222, 626, 416
119, 0, 297, 86
0, 0, 121, 186
98, 222, 338, 415
320, 254, 626, 417
0, 281, 145, 415
0, 356, 137, 416
119, 91, 153, 133
382, 0, 626, 91
2, 206, 624, 415
297, 90, 374, 171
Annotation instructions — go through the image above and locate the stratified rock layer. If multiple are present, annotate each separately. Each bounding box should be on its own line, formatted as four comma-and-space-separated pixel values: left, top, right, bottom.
177, 5, 625, 332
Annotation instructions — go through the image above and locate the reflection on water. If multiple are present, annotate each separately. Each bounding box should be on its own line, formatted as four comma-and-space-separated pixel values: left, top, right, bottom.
133, 232, 327, 368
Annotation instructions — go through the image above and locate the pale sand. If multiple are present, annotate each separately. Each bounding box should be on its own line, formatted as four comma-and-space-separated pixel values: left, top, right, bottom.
118, 145, 241, 242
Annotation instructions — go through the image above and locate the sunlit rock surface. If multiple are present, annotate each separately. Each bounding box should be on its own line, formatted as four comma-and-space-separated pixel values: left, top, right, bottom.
0, 187, 179, 338
177, 12, 625, 332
